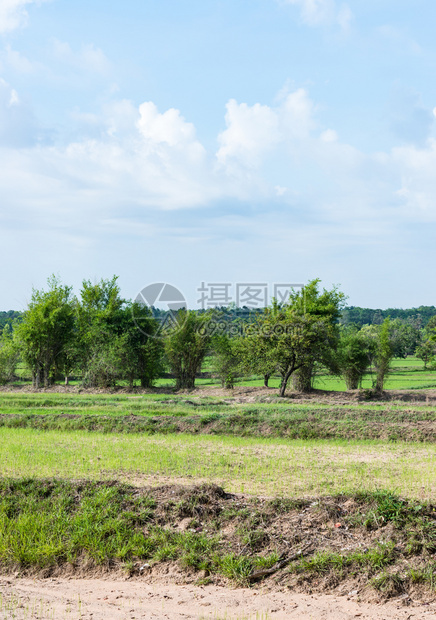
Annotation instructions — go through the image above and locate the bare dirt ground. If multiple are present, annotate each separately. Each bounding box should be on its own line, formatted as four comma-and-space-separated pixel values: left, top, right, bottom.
1, 576, 436, 620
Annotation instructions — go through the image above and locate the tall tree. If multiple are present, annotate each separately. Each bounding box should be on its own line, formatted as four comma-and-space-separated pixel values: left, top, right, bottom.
361, 320, 395, 393
15, 276, 76, 387
0, 324, 19, 385
288, 279, 346, 392
164, 310, 211, 390
246, 295, 337, 397
373, 318, 394, 393
333, 326, 375, 390
116, 301, 163, 389
76, 277, 125, 387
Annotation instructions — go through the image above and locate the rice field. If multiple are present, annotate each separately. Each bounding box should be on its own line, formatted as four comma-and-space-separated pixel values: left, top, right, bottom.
1, 427, 436, 500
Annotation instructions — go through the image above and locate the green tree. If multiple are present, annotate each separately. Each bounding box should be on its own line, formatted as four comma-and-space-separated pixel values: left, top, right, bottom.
211, 334, 243, 389
246, 298, 335, 397
415, 340, 436, 369
76, 278, 162, 388
0, 324, 19, 385
289, 279, 346, 392
373, 318, 394, 393
389, 319, 421, 358
76, 277, 125, 387
164, 310, 211, 390
15, 276, 76, 387
333, 326, 374, 390
116, 301, 163, 389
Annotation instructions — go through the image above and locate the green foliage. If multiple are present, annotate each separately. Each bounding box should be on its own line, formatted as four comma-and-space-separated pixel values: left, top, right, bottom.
334, 326, 375, 390
293, 542, 396, 575
211, 334, 242, 388
288, 279, 346, 393
0, 325, 19, 385
341, 305, 436, 328
0, 311, 22, 334
389, 319, 421, 358
76, 278, 162, 388
216, 553, 253, 582
360, 319, 395, 393
374, 319, 395, 393
416, 339, 436, 369
0, 479, 155, 567
14, 276, 76, 388
245, 280, 346, 396
164, 310, 211, 390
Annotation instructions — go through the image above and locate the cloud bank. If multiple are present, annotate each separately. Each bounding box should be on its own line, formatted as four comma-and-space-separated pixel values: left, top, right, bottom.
0, 0, 44, 34
0, 80, 435, 232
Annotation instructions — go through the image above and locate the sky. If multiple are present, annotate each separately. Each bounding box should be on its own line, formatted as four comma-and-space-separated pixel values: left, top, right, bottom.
1, 0, 436, 311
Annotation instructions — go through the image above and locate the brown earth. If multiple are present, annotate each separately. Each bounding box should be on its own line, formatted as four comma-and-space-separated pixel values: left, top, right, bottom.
1, 575, 436, 619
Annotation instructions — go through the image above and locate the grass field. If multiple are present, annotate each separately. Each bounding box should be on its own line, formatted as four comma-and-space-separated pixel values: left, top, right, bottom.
2, 382, 436, 600
0, 428, 435, 499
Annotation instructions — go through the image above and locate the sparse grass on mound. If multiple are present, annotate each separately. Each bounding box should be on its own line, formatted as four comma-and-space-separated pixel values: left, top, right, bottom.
1, 479, 436, 601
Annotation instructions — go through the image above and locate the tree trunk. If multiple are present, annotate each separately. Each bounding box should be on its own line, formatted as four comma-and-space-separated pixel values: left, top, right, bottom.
141, 376, 151, 388
43, 366, 51, 388
65, 375, 69, 386
33, 368, 43, 388
264, 373, 270, 388
279, 370, 292, 397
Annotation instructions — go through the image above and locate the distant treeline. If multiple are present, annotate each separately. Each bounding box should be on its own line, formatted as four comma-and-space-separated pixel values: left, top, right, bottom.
0, 311, 21, 331
3, 305, 436, 333
340, 306, 436, 328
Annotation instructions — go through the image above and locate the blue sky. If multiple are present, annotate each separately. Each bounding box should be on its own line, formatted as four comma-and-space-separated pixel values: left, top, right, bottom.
1, 0, 436, 310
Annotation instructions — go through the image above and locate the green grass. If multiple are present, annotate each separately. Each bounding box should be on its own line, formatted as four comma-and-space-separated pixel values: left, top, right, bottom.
0, 428, 436, 499
2, 390, 436, 442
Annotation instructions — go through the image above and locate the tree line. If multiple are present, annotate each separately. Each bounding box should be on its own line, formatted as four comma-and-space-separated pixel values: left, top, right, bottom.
0, 276, 435, 395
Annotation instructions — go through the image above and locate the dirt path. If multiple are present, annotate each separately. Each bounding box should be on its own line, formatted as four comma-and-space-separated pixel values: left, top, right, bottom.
1, 577, 435, 619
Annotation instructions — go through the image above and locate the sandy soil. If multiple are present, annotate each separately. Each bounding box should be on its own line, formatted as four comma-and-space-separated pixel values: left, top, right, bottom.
1, 576, 435, 620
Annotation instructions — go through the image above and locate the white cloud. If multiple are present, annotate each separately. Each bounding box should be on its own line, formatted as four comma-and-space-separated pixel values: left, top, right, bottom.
138, 102, 198, 148
390, 140, 436, 216
376, 25, 422, 56
217, 99, 280, 168
320, 129, 338, 142
0, 78, 36, 145
0, 0, 44, 34
0, 81, 436, 242
275, 185, 288, 196
1, 81, 436, 311
217, 88, 315, 171
2, 44, 45, 73
280, 88, 316, 139
336, 4, 352, 31
51, 39, 111, 75
282, 0, 352, 30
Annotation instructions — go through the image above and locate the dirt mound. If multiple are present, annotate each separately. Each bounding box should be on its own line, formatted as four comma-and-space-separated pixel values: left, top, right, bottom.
4, 480, 436, 604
